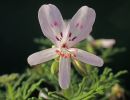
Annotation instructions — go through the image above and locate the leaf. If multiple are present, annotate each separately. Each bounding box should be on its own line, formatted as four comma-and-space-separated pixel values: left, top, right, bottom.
48, 92, 68, 100
114, 70, 128, 78
24, 79, 45, 99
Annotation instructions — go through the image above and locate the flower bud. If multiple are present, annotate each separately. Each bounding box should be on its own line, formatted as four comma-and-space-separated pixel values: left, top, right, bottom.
92, 39, 116, 48
111, 84, 124, 98
72, 60, 87, 76
51, 60, 59, 75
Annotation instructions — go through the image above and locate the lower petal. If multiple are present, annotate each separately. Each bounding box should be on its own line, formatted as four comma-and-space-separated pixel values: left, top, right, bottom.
27, 48, 58, 66
59, 57, 71, 89
70, 48, 103, 67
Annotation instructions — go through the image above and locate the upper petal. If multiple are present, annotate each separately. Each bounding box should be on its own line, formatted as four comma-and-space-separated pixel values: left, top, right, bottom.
59, 57, 71, 89
27, 48, 58, 66
66, 6, 96, 47
70, 48, 103, 67
38, 4, 65, 46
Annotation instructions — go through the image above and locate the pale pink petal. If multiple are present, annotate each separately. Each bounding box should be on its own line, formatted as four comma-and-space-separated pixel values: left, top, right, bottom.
27, 48, 58, 66
70, 48, 103, 67
64, 19, 70, 27
38, 4, 65, 46
59, 57, 71, 89
92, 39, 116, 48
100, 39, 116, 48
66, 6, 96, 47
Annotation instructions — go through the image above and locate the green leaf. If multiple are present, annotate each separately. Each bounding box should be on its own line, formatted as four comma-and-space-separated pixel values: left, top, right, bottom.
24, 79, 45, 99
48, 92, 68, 100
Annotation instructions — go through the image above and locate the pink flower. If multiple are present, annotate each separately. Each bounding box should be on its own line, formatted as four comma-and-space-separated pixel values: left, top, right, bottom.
92, 39, 116, 48
27, 4, 103, 89
98, 39, 116, 48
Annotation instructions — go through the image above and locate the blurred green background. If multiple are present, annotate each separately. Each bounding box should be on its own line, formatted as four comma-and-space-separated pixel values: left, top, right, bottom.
0, 0, 130, 90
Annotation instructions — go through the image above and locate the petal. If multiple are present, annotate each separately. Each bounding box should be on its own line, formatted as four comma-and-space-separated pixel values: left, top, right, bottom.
70, 48, 103, 67
27, 48, 58, 66
100, 39, 116, 48
38, 4, 65, 46
92, 39, 116, 48
64, 19, 70, 28
66, 6, 96, 47
59, 57, 71, 89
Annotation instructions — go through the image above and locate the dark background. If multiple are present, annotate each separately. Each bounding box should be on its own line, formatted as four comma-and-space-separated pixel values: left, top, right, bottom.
0, 0, 130, 90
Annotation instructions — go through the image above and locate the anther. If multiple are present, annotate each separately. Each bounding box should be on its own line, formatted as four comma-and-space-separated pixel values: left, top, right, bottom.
73, 54, 76, 57
56, 50, 59, 53
56, 50, 61, 55
60, 53, 64, 57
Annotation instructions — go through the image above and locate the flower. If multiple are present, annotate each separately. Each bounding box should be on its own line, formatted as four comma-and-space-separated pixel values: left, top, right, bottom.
92, 39, 116, 48
111, 84, 124, 98
27, 4, 104, 89
86, 36, 116, 48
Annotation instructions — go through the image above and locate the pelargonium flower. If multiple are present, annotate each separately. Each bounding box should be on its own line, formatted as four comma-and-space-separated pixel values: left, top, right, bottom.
87, 36, 116, 48
92, 39, 116, 48
27, 4, 104, 89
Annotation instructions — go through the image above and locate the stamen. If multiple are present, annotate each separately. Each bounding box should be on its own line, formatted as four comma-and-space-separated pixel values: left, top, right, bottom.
56, 50, 61, 55
60, 52, 64, 57
56, 48, 75, 59
67, 54, 71, 58
73, 54, 76, 57
56, 50, 59, 53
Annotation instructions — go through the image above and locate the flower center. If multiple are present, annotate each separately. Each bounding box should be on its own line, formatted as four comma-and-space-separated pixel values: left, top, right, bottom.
55, 48, 77, 58
61, 43, 68, 48
55, 49, 70, 58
